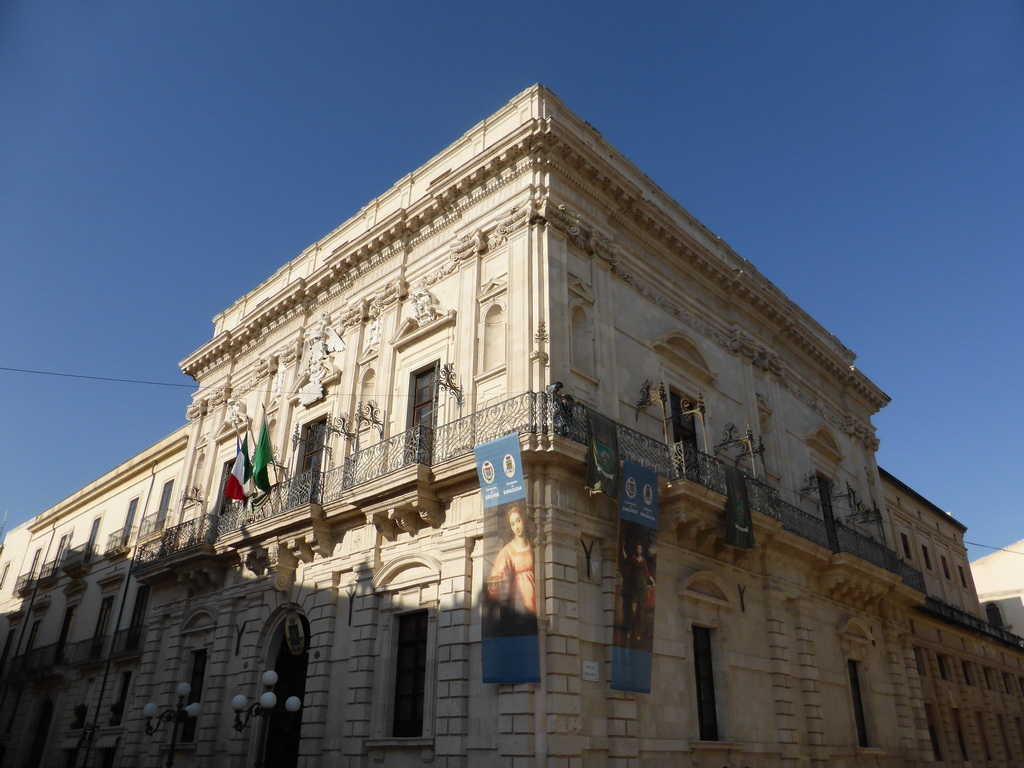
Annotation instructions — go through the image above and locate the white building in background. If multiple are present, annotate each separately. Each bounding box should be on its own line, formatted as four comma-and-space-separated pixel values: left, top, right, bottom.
972, 540, 1024, 634
1, 85, 1023, 768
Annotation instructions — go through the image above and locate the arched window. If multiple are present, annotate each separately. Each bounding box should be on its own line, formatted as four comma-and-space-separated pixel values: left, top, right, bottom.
986, 603, 1004, 628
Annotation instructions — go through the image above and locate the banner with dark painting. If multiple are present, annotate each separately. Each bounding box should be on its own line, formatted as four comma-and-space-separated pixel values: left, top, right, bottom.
612, 461, 659, 693
475, 433, 540, 684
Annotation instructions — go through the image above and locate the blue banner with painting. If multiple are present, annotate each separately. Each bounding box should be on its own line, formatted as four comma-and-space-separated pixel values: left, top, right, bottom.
476, 433, 540, 684
612, 461, 659, 693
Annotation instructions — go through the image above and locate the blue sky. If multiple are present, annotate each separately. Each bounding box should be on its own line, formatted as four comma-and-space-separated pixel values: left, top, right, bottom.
1, 2, 1022, 561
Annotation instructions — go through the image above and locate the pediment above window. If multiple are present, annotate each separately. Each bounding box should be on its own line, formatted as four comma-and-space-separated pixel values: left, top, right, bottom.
390, 310, 456, 352
653, 331, 716, 385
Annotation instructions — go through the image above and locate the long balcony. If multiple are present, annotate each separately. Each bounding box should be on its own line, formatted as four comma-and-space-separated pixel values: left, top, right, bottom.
134, 392, 923, 592
919, 597, 1024, 650
9, 642, 73, 680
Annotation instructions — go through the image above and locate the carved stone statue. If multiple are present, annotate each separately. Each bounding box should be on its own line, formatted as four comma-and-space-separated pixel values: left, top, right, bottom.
409, 287, 437, 326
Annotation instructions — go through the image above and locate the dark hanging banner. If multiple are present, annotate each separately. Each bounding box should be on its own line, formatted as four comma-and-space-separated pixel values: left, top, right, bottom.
612, 461, 658, 693
723, 464, 755, 549
476, 433, 540, 684
586, 410, 620, 499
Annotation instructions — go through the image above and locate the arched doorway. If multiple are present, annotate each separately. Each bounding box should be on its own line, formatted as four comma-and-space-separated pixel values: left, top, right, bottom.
262, 613, 309, 768
25, 698, 53, 768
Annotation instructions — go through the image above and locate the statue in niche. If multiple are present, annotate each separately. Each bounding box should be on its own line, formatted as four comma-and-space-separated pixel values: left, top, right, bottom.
364, 312, 382, 352
272, 369, 286, 401
409, 287, 437, 326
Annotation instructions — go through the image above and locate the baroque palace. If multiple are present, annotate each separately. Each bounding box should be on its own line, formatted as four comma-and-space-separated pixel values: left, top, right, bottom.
0, 86, 1021, 768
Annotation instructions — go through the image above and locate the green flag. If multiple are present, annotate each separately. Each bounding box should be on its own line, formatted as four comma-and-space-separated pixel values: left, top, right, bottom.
252, 418, 273, 494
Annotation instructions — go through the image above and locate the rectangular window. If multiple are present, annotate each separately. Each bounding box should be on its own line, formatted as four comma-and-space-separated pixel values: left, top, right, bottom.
913, 647, 926, 676
300, 419, 329, 474
91, 595, 114, 658
900, 532, 912, 560
214, 459, 234, 515
941, 555, 950, 579
961, 660, 973, 686
56, 604, 78, 662
984, 667, 994, 690
156, 480, 174, 523
1004, 672, 1014, 695
110, 671, 132, 726
410, 367, 437, 429
130, 585, 150, 627
55, 534, 71, 564
0, 564, 8, 590
922, 545, 932, 570
958, 565, 968, 588
123, 498, 139, 544
0, 628, 16, 678
937, 654, 950, 681
26, 619, 41, 651
952, 709, 969, 761
392, 611, 428, 737
87, 518, 101, 550
925, 703, 942, 760
997, 713, 1012, 762
977, 711, 992, 761
181, 650, 206, 742
848, 659, 869, 748
29, 548, 42, 576
692, 625, 719, 741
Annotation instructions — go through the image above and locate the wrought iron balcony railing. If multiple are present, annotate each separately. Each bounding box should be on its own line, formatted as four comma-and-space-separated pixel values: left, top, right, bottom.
110, 625, 147, 656
67, 635, 109, 665
15, 572, 35, 595
138, 512, 169, 539
10, 642, 72, 678
135, 514, 219, 568
105, 527, 132, 553
132, 391, 921, 592
61, 543, 96, 571
920, 597, 1024, 650
37, 559, 59, 582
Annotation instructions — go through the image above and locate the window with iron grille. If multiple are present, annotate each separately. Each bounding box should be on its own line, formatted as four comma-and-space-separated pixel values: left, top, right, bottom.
848, 659, 868, 747
392, 611, 428, 737
181, 650, 206, 742
692, 625, 719, 741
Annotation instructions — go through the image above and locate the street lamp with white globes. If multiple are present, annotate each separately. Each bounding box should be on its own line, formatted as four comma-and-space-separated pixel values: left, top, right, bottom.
231, 670, 302, 768
142, 682, 201, 768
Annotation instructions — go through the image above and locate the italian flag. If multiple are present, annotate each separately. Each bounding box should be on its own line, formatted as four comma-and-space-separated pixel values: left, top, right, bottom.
225, 437, 253, 500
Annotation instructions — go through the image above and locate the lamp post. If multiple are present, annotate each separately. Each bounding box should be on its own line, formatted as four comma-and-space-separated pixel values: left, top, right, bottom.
231, 670, 302, 768
142, 682, 200, 768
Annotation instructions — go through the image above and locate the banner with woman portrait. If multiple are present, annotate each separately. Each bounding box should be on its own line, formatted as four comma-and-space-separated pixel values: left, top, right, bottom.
612, 461, 659, 693
475, 433, 540, 683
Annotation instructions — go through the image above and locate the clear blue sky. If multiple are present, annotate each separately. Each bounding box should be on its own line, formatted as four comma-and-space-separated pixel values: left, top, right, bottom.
1, 2, 1021, 561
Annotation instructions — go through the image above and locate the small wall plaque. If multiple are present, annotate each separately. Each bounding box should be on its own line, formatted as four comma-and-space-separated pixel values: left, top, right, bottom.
582, 660, 600, 682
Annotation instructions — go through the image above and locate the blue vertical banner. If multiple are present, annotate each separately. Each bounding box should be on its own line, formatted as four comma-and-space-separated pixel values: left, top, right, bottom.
476, 433, 540, 684
612, 461, 659, 693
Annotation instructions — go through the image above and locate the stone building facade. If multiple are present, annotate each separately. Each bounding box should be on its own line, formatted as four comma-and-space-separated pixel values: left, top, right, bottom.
1, 85, 1022, 768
